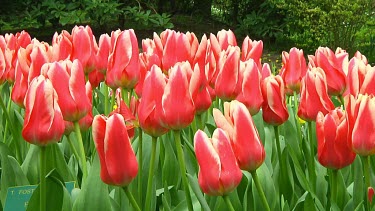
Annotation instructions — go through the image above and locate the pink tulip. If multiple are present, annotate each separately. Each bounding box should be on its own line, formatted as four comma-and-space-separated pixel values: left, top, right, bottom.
241, 36, 263, 67
279, 47, 307, 93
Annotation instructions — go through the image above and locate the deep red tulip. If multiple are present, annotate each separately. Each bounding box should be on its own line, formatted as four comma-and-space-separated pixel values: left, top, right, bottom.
106, 29, 140, 90
241, 36, 263, 67
42, 60, 91, 122
279, 47, 307, 93
161, 63, 195, 130
92, 113, 138, 186
261, 75, 289, 125
22, 75, 65, 146
316, 108, 355, 169
298, 67, 335, 122
213, 100, 265, 171
215, 46, 241, 101
194, 129, 243, 196
347, 94, 375, 156
138, 65, 169, 137
308, 47, 348, 95
236, 59, 263, 115
369, 187, 374, 204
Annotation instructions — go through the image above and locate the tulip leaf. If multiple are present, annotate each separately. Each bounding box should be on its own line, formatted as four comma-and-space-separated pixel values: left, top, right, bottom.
352, 156, 364, 209
162, 137, 180, 187
21, 145, 40, 184
187, 173, 210, 211
287, 142, 310, 192
315, 164, 328, 207
252, 111, 265, 144
72, 153, 112, 211
252, 164, 277, 211
1, 152, 30, 206
336, 170, 351, 210
44, 143, 75, 183
26, 169, 72, 211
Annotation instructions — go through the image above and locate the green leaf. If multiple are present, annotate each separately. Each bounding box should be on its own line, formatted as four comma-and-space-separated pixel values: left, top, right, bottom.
26, 170, 72, 211
352, 156, 364, 209
1, 152, 29, 205
21, 145, 40, 184
72, 153, 111, 211
187, 173, 210, 211
252, 164, 278, 211
45, 143, 75, 182
162, 137, 180, 186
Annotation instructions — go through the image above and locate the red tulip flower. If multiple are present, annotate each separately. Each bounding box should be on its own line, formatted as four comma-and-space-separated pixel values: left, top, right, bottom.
138, 65, 169, 137
347, 94, 375, 156
194, 128, 243, 196
213, 100, 265, 171
22, 75, 65, 146
52, 30, 72, 62
92, 113, 138, 186
161, 63, 195, 130
316, 108, 356, 169
241, 36, 263, 67
347, 57, 375, 97
95, 33, 111, 73
42, 59, 91, 122
298, 67, 335, 122
71, 25, 96, 73
215, 46, 241, 101
161, 30, 191, 71
216, 29, 237, 51
106, 29, 140, 90
236, 59, 263, 115
308, 47, 348, 95
261, 75, 289, 125
279, 47, 307, 93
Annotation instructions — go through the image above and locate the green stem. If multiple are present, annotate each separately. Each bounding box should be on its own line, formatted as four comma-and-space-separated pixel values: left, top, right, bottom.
137, 128, 143, 206
196, 114, 203, 130
251, 170, 271, 211
123, 186, 141, 211
40, 146, 47, 211
293, 91, 303, 146
307, 121, 316, 192
104, 83, 109, 115
223, 195, 235, 211
174, 130, 194, 211
144, 136, 157, 211
331, 169, 338, 205
274, 126, 283, 170
66, 135, 81, 166
74, 122, 88, 185
363, 156, 371, 211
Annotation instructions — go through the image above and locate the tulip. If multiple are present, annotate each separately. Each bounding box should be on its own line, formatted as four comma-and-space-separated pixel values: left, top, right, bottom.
216, 29, 237, 51
236, 59, 263, 115
161, 63, 196, 130
71, 25, 96, 73
42, 60, 91, 122
316, 108, 356, 169
347, 94, 375, 156
214, 46, 241, 101
241, 36, 263, 67
92, 113, 138, 186
298, 67, 335, 122
0, 48, 5, 84
22, 75, 65, 146
194, 129, 243, 196
308, 47, 347, 95
138, 65, 169, 137
213, 100, 265, 171
52, 30, 72, 62
190, 64, 212, 114
106, 29, 140, 90
261, 75, 289, 125
279, 47, 307, 93
95, 33, 111, 73
161, 30, 191, 71
347, 57, 375, 97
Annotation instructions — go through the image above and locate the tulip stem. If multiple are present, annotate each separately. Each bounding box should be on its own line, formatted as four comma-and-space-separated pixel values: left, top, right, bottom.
293, 91, 303, 146
196, 114, 203, 130
223, 195, 235, 211
104, 84, 109, 115
330, 169, 338, 206
66, 135, 81, 165
144, 136, 157, 211
137, 128, 143, 205
251, 170, 271, 211
274, 126, 283, 170
174, 130, 194, 211
111, 88, 116, 112
123, 186, 141, 211
74, 122, 88, 185
338, 94, 345, 108
363, 156, 371, 210
40, 146, 47, 211
307, 121, 316, 192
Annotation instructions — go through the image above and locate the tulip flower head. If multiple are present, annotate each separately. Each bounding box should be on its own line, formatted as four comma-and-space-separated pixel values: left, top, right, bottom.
92, 114, 138, 186
316, 108, 356, 169
194, 129, 243, 196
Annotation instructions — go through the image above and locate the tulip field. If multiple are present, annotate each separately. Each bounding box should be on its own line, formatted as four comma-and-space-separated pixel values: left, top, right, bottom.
1, 25, 375, 211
